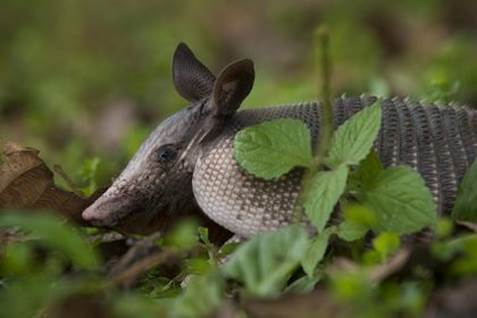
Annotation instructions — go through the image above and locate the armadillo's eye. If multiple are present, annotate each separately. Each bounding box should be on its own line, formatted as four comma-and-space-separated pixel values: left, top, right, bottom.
156, 145, 177, 162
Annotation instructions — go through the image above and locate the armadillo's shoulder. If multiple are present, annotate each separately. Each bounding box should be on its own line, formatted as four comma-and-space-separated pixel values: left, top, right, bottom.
192, 126, 302, 237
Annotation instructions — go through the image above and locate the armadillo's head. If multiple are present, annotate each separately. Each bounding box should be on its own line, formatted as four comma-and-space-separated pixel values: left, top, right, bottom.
82, 43, 254, 229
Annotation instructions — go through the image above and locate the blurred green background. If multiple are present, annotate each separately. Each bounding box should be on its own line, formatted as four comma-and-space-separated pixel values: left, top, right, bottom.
1, 0, 477, 190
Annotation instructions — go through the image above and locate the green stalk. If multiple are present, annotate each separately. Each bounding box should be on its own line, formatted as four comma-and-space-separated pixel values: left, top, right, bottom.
292, 26, 334, 224
316, 26, 334, 161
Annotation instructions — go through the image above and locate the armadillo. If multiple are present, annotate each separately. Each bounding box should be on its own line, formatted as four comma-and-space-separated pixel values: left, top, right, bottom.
82, 43, 477, 239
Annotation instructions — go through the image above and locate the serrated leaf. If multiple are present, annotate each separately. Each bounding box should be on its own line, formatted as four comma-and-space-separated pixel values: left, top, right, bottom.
327, 101, 382, 167
359, 166, 437, 234
301, 229, 332, 276
222, 225, 309, 297
452, 159, 477, 222
304, 165, 348, 232
349, 149, 383, 191
234, 119, 313, 180
0, 213, 99, 269
337, 220, 369, 242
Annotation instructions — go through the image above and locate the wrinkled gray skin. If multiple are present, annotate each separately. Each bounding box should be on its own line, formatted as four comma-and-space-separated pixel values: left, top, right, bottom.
83, 43, 477, 239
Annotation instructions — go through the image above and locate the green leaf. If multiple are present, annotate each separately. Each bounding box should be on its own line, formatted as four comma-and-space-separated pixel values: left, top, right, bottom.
337, 204, 372, 243
349, 149, 384, 190
198, 227, 210, 245
285, 275, 321, 294
0, 271, 66, 318
304, 164, 348, 232
1, 244, 34, 275
452, 159, 477, 222
163, 219, 199, 250
218, 242, 240, 258
184, 258, 214, 275
234, 119, 313, 180
222, 225, 309, 297
342, 203, 377, 229
301, 229, 332, 276
327, 101, 382, 167
79, 157, 101, 196
0, 213, 99, 270
358, 166, 437, 234
372, 232, 400, 262
432, 234, 477, 262
172, 272, 224, 318
330, 270, 373, 302
435, 218, 454, 239
337, 220, 369, 242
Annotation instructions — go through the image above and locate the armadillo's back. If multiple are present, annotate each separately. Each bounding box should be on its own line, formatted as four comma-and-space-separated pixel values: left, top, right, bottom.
368, 96, 476, 214
238, 96, 477, 214
193, 96, 477, 237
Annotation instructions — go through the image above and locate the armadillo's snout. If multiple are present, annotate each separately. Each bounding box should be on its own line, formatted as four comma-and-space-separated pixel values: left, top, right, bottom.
82, 204, 105, 223
82, 202, 115, 226
82, 197, 132, 227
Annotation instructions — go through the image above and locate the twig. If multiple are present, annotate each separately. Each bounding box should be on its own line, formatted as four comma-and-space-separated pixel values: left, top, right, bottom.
368, 248, 411, 283
110, 249, 179, 286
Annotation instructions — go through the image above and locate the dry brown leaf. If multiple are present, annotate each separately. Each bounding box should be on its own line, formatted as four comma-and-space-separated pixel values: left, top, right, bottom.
0, 142, 93, 224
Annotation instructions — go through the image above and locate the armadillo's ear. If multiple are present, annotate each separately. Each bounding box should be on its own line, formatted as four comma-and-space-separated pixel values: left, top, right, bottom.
212, 59, 254, 117
173, 43, 216, 102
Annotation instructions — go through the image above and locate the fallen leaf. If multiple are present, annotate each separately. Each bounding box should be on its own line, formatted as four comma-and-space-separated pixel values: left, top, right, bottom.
0, 142, 94, 224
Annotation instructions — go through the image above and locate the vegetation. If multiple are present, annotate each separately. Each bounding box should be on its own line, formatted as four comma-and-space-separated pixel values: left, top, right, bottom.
2, 0, 477, 317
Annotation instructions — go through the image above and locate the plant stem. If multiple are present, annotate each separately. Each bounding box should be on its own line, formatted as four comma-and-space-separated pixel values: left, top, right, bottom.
292, 26, 334, 225
316, 26, 334, 161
